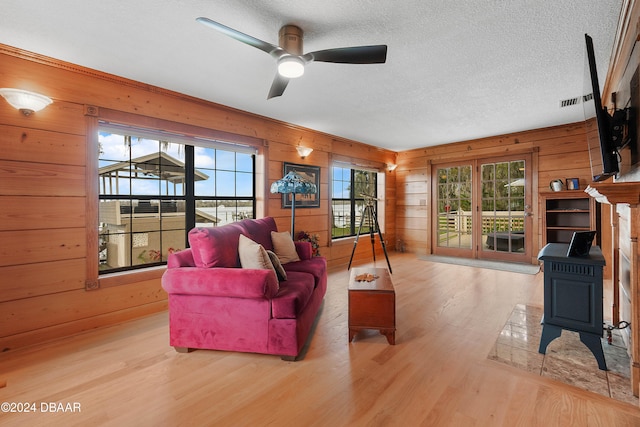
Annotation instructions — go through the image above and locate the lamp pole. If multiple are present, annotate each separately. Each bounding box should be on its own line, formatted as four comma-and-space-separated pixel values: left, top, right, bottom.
290, 190, 296, 238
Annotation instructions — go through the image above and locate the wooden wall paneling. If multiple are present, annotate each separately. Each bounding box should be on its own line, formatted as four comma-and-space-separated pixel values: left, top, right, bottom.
611, 203, 621, 324
602, 0, 639, 109
85, 112, 99, 290
395, 160, 429, 256
396, 192, 429, 207
0, 300, 168, 353
0, 259, 86, 302
0, 124, 86, 165
630, 205, 640, 397
331, 141, 396, 166
398, 228, 428, 255
98, 107, 266, 150
538, 150, 592, 173
395, 156, 429, 170
599, 204, 614, 279
0, 99, 86, 136
535, 135, 588, 156
400, 180, 429, 195
0, 160, 85, 197
585, 182, 640, 397
0, 278, 166, 338
0, 228, 85, 267
400, 122, 587, 163
428, 142, 536, 163
327, 235, 385, 269
396, 205, 429, 220
0, 196, 85, 231
383, 169, 397, 251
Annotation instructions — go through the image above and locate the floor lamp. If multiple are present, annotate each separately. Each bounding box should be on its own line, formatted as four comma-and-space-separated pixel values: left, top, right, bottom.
270, 170, 317, 238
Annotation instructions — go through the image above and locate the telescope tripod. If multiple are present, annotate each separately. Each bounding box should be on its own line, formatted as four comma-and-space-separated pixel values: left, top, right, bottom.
347, 197, 392, 273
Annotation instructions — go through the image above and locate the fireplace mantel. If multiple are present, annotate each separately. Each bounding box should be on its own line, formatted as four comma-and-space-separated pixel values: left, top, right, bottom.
585, 182, 640, 205
586, 181, 640, 398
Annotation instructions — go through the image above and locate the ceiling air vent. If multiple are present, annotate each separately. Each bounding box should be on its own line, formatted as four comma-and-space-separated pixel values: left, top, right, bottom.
559, 96, 581, 108
559, 93, 593, 108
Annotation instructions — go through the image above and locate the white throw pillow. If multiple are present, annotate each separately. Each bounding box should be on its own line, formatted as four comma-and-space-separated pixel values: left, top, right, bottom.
238, 234, 278, 285
271, 231, 300, 264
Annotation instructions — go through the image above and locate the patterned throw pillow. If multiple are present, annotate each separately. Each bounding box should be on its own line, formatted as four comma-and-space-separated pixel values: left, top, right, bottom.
267, 250, 287, 282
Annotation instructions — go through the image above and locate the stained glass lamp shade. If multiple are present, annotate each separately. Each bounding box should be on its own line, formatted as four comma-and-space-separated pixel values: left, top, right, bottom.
270, 170, 317, 237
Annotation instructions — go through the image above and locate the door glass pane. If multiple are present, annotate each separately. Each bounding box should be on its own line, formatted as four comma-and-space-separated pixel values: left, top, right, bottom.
482, 160, 526, 253
436, 165, 472, 249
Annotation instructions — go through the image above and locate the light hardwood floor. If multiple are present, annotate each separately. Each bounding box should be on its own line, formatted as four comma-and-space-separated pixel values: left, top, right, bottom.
1, 253, 640, 426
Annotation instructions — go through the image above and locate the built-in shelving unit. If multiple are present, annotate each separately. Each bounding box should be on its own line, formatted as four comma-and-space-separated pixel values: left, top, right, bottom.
542, 191, 596, 245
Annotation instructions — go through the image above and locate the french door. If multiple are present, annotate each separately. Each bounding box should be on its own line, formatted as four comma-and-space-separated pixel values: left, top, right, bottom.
433, 154, 532, 263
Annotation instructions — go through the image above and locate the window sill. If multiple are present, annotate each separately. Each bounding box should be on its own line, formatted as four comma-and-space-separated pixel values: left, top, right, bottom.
99, 266, 166, 288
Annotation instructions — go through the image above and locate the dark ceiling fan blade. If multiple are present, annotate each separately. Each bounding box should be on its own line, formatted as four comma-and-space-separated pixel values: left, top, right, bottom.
267, 73, 290, 99
196, 17, 285, 58
303, 45, 387, 64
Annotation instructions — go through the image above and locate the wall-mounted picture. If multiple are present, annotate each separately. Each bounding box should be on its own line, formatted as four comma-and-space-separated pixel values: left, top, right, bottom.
282, 162, 320, 208
566, 178, 580, 190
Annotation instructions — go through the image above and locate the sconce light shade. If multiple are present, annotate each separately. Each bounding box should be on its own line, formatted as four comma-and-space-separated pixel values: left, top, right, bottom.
296, 146, 313, 158
387, 163, 398, 172
278, 56, 305, 78
0, 88, 53, 116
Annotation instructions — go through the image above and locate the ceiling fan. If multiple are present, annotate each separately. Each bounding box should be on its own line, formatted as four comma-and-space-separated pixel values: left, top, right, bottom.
196, 17, 388, 99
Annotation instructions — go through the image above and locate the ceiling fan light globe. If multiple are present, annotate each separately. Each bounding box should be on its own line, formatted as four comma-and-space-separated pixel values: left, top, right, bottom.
278, 57, 305, 78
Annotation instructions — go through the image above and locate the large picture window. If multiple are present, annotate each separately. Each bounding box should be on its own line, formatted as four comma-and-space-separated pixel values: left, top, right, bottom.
98, 124, 255, 274
331, 166, 378, 238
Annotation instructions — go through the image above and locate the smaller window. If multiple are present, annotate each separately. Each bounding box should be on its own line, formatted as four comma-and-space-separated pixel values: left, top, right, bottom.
331, 166, 378, 239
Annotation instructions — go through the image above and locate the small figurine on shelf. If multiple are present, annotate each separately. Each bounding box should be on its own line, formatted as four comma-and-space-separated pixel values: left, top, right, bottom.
296, 231, 321, 256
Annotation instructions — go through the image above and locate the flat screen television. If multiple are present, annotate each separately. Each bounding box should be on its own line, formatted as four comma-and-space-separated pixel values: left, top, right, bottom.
584, 33, 619, 181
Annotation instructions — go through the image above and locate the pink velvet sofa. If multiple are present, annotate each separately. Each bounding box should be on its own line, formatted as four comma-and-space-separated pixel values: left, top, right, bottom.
161, 217, 327, 360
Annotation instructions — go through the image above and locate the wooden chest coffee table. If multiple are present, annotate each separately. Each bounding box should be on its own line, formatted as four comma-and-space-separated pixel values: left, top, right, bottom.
348, 267, 395, 345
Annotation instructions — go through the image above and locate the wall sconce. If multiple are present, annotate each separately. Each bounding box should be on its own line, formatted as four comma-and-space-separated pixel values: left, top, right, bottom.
296, 146, 313, 159
0, 88, 53, 116
387, 163, 397, 172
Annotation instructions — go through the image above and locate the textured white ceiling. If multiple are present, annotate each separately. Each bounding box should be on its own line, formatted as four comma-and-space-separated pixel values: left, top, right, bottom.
0, 0, 623, 151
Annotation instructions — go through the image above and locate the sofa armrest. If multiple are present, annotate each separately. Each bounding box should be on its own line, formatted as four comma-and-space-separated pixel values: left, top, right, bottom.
162, 267, 279, 299
167, 249, 196, 268
294, 241, 312, 260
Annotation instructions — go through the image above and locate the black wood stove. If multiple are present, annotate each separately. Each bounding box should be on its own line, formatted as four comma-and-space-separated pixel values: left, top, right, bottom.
537, 243, 607, 370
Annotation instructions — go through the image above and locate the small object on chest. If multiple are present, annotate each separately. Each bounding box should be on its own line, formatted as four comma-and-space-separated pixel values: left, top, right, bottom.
355, 273, 378, 282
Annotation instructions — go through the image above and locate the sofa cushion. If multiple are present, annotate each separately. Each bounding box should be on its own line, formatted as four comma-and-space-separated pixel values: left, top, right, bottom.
271, 231, 301, 264
188, 223, 244, 268
271, 271, 315, 319
283, 257, 327, 288
266, 250, 287, 282
239, 217, 277, 251
238, 235, 278, 287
